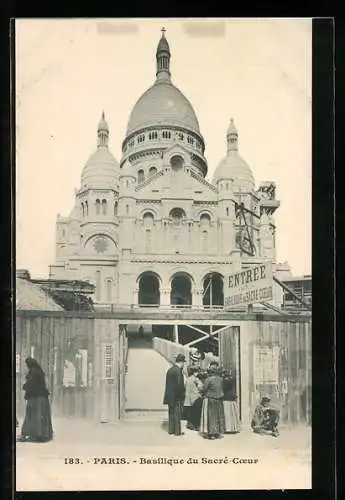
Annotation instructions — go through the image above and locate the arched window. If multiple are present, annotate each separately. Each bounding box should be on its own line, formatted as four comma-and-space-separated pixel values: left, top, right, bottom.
149, 166, 157, 176
169, 207, 186, 225
114, 201, 118, 216
226, 183, 229, 190
126, 204, 129, 215
170, 272, 192, 307
143, 212, 154, 227
81, 203, 84, 217
85, 200, 88, 216
170, 155, 184, 171
138, 170, 145, 183
102, 199, 107, 215
145, 229, 151, 253
62, 229, 66, 238
95, 199, 101, 215
202, 230, 208, 253
138, 272, 160, 306
200, 213, 211, 227
202, 273, 224, 308
226, 207, 229, 216
148, 131, 158, 140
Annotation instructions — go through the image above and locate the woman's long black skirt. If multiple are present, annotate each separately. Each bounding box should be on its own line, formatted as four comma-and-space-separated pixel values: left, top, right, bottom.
21, 396, 53, 442
200, 397, 225, 436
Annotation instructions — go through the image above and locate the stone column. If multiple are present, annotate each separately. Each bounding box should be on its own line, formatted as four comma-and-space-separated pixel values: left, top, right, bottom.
192, 287, 203, 307
160, 287, 171, 306
132, 287, 139, 307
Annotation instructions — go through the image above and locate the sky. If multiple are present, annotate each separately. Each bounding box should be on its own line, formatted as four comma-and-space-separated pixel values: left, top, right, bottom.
15, 18, 312, 279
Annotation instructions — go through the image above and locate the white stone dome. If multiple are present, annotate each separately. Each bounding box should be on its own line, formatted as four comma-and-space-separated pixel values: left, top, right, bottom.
212, 152, 255, 191
126, 81, 200, 136
213, 119, 255, 192
125, 31, 201, 138
81, 147, 119, 188
81, 113, 119, 188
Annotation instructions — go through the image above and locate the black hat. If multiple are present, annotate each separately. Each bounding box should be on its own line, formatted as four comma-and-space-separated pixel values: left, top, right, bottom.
261, 394, 271, 402
175, 354, 186, 363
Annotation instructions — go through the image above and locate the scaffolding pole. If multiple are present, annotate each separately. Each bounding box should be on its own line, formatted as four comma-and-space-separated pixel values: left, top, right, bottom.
173, 324, 179, 344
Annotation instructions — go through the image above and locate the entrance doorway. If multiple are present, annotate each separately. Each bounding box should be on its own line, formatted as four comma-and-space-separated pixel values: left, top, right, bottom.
138, 272, 160, 306
170, 273, 192, 307
120, 322, 242, 423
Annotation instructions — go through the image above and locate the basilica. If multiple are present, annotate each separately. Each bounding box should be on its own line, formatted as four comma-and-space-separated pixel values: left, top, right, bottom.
49, 30, 288, 309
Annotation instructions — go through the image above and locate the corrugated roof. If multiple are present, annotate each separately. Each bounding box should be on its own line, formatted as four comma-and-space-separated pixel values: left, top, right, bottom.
16, 278, 64, 311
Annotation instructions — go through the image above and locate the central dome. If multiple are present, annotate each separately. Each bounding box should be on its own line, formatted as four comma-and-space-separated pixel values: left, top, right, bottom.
125, 30, 201, 138
126, 81, 200, 136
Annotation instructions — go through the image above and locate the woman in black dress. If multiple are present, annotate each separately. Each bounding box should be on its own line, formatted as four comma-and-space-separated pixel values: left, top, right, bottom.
19, 357, 53, 442
199, 362, 226, 439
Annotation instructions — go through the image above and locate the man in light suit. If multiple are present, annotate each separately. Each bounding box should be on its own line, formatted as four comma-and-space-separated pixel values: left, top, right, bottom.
163, 354, 186, 436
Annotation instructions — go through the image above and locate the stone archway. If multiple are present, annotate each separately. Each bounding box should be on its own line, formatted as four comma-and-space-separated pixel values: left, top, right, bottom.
202, 272, 224, 308
138, 272, 160, 306
170, 272, 192, 307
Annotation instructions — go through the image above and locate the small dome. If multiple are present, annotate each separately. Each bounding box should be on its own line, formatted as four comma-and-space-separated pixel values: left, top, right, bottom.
212, 152, 255, 192
126, 82, 200, 136
213, 119, 255, 192
81, 147, 119, 188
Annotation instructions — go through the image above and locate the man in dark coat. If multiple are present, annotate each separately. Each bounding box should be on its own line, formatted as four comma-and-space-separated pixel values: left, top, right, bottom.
163, 353, 186, 436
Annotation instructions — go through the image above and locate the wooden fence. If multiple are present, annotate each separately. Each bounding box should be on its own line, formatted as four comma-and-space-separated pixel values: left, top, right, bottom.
16, 312, 125, 422
219, 319, 312, 425
16, 310, 311, 426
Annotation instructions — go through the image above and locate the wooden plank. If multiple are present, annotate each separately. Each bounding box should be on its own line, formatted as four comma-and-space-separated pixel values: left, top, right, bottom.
295, 322, 301, 423
16, 308, 311, 323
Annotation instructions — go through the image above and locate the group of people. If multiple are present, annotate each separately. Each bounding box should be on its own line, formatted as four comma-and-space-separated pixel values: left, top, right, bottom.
163, 354, 241, 439
17, 357, 53, 443
163, 353, 280, 439
16, 354, 280, 444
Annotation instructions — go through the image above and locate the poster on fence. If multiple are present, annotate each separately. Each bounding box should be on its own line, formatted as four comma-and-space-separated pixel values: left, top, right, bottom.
102, 343, 115, 380
253, 345, 280, 384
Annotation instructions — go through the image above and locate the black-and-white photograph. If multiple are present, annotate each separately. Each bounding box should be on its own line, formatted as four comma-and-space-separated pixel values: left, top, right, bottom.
15, 18, 312, 491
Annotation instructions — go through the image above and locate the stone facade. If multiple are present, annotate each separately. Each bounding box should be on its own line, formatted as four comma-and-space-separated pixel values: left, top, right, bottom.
49, 31, 288, 307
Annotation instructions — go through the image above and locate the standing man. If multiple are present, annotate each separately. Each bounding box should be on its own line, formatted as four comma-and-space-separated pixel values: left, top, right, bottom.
163, 353, 186, 436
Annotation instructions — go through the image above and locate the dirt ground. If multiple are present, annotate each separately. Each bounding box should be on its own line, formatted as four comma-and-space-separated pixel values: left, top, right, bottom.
16, 417, 312, 491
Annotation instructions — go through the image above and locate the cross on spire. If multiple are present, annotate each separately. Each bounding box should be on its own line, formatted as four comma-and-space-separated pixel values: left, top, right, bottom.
161, 27, 166, 35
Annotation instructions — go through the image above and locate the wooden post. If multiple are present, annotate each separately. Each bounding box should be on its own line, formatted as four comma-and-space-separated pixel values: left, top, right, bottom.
95, 318, 120, 423
239, 320, 251, 429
